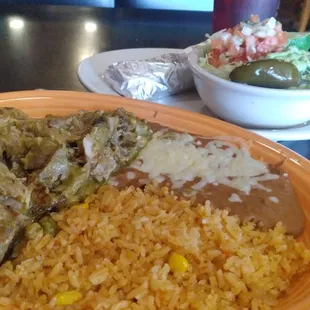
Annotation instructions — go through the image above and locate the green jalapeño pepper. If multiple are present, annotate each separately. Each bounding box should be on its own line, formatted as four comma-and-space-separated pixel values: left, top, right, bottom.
229, 59, 301, 89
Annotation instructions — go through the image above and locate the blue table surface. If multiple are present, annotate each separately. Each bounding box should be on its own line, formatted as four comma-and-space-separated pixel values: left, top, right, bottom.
280, 141, 310, 160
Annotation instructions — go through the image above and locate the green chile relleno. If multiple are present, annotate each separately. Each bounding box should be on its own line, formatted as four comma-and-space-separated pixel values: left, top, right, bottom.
229, 59, 301, 89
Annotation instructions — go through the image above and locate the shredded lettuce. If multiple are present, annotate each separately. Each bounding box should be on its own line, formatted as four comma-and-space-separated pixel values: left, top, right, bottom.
199, 60, 241, 80
286, 32, 310, 51
265, 47, 310, 73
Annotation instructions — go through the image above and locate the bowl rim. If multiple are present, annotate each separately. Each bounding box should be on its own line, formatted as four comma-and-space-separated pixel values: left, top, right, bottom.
188, 50, 310, 96
0, 89, 309, 168
1, 90, 310, 309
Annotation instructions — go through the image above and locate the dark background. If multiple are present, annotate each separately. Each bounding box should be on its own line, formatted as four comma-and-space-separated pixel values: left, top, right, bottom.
0, 0, 302, 30
0, 4, 213, 92
0, 0, 214, 11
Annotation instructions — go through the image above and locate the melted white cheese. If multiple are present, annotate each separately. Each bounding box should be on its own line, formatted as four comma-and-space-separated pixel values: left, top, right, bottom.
108, 177, 119, 187
228, 193, 242, 203
269, 196, 279, 204
126, 171, 136, 180
131, 132, 279, 194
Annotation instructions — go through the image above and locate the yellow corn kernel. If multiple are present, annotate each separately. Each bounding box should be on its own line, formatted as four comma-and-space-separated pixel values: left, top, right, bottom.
71, 203, 89, 210
168, 252, 189, 273
54, 290, 82, 305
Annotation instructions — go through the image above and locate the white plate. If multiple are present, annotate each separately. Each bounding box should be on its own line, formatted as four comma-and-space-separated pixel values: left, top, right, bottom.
78, 48, 310, 142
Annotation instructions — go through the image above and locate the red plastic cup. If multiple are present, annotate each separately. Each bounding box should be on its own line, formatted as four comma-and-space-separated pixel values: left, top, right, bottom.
212, 0, 281, 33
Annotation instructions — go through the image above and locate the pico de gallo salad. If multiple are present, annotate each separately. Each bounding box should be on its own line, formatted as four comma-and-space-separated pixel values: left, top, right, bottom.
199, 15, 310, 89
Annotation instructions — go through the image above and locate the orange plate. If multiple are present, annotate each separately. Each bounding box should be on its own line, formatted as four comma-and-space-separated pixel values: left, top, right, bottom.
0, 90, 310, 309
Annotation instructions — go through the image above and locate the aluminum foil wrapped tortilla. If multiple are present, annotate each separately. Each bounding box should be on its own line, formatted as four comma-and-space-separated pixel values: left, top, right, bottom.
103, 50, 196, 101
103, 30, 310, 101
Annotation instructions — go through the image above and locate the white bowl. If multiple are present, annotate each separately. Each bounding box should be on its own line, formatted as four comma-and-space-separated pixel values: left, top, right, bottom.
188, 50, 310, 129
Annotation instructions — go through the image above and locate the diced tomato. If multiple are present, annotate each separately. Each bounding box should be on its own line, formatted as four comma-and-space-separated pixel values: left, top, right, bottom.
257, 36, 278, 53
245, 35, 258, 58
233, 29, 246, 40
211, 38, 224, 51
206, 16, 287, 68
275, 23, 282, 32
275, 47, 284, 52
207, 49, 221, 67
276, 31, 288, 46
227, 42, 241, 58
250, 15, 260, 23
230, 51, 247, 63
